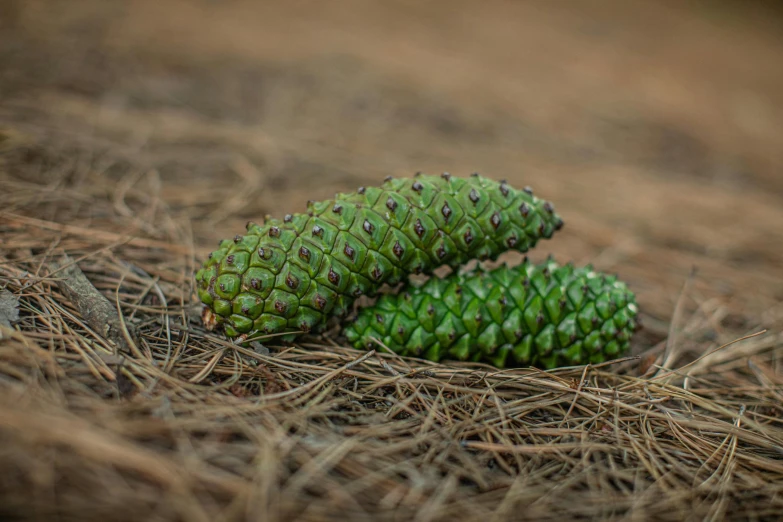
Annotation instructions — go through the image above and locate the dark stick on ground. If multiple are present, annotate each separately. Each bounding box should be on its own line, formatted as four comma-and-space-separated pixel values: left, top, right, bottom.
51, 255, 140, 354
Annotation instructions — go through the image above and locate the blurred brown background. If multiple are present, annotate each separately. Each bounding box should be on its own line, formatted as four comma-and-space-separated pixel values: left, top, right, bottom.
2, 0, 783, 328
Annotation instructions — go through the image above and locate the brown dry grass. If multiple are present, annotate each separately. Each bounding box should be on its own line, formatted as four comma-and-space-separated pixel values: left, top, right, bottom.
1, 1, 783, 520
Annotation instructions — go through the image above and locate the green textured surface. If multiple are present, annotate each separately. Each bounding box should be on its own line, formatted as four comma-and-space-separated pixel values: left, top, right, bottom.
195, 173, 563, 338
344, 258, 639, 369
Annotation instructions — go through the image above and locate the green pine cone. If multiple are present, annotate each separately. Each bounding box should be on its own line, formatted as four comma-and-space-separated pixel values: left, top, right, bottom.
343, 258, 639, 369
195, 173, 564, 338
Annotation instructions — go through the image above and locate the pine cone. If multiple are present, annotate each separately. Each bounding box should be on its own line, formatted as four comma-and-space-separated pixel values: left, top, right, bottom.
195, 173, 564, 338
344, 258, 638, 369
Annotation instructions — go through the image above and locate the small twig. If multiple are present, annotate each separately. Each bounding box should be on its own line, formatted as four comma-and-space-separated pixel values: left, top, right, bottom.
376, 354, 401, 377
50, 254, 140, 355
366, 335, 415, 373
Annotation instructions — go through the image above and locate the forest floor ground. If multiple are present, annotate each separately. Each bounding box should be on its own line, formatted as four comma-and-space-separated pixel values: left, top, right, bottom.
1, 1, 782, 520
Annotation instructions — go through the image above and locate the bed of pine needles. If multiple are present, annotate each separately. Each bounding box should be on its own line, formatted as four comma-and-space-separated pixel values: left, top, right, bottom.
0, 134, 781, 522
2, 1, 783, 520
